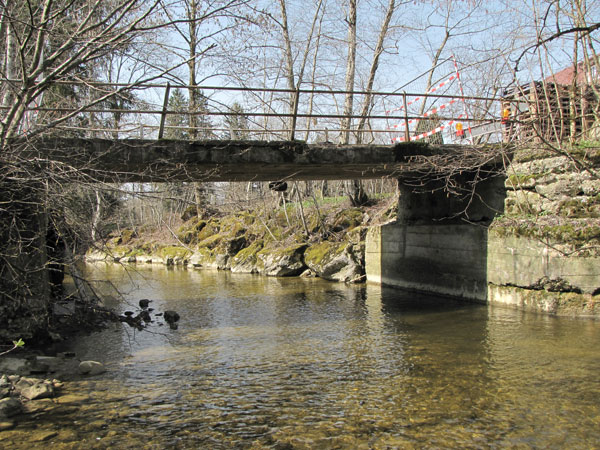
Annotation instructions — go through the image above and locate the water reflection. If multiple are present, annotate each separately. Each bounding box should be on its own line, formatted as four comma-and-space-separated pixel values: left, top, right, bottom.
1, 264, 599, 449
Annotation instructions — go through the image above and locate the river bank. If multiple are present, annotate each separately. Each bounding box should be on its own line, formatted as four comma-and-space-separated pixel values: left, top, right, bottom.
86, 197, 398, 283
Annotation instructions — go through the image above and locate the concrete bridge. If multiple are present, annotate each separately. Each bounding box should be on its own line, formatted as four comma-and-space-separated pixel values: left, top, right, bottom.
27, 137, 502, 182
28, 136, 507, 303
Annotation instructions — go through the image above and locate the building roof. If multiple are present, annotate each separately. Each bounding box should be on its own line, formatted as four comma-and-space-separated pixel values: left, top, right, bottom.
544, 61, 597, 85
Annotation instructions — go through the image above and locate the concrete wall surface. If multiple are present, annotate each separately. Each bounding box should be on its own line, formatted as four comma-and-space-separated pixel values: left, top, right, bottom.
366, 222, 489, 302
366, 224, 599, 315
487, 234, 600, 294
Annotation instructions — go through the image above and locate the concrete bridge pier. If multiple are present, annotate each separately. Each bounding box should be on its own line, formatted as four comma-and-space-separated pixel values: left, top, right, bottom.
365, 174, 506, 302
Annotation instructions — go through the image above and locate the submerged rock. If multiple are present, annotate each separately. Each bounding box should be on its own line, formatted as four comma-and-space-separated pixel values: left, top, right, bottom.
164, 310, 180, 330
0, 397, 22, 418
78, 361, 106, 375
0, 358, 30, 375
139, 299, 151, 308
19, 380, 54, 400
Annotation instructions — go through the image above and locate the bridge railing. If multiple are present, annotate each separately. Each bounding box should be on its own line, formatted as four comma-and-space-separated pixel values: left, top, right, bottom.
7, 80, 522, 144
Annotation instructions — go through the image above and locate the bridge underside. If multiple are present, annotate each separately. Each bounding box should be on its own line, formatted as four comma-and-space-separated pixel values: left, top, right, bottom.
25, 138, 503, 182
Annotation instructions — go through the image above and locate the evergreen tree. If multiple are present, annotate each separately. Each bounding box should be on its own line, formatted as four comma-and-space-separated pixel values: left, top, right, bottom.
224, 102, 250, 139
165, 89, 190, 140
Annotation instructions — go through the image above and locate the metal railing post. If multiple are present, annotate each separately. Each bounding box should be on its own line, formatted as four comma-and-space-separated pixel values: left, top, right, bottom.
158, 83, 171, 139
289, 87, 300, 141
402, 91, 410, 142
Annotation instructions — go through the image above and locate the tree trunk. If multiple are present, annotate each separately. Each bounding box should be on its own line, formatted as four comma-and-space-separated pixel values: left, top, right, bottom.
341, 0, 357, 145
356, 0, 395, 144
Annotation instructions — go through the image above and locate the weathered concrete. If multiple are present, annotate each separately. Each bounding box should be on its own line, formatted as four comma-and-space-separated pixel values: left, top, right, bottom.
487, 234, 600, 295
24, 138, 504, 182
487, 284, 600, 316
366, 174, 506, 301
366, 224, 489, 301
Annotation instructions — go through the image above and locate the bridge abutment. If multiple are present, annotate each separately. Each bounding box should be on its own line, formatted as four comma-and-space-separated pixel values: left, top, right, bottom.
366, 175, 506, 302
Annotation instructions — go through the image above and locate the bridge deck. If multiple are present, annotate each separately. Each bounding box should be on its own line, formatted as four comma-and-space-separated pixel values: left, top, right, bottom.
26, 138, 501, 182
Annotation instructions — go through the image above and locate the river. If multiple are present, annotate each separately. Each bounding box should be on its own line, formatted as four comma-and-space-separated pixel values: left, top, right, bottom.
3, 264, 600, 449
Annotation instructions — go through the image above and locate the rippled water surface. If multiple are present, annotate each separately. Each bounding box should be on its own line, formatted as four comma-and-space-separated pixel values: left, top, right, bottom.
3, 264, 600, 449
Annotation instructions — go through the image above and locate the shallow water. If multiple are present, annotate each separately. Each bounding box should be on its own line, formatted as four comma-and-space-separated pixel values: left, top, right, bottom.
2, 264, 600, 449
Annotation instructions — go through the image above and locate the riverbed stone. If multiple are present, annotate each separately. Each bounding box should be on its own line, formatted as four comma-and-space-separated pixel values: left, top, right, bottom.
0, 387, 9, 399
0, 421, 14, 431
29, 430, 59, 442
0, 397, 22, 418
19, 381, 54, 400
0, 358, 30, 375
78, 361, 106, 375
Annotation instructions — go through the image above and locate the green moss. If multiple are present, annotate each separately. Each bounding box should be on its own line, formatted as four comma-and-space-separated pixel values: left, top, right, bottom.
332, 208, 363, 232
556, 198, 600, 219
158, 246, 191, 259
232, 240, 263, 263
219, 215, 247, 237
304, 241, 346, 266
120, 229, 136, 244
196, 219, 220, 242
506, 173, 537, 186
197, 233, 225, 250
490, 219, 600, 251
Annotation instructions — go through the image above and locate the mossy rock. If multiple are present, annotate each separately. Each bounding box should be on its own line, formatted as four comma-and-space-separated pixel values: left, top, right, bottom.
304, 241, 347, 267
307, 214, 322, 234
219, 215, 247, 237
196, 219, 220, 242
256, 243, 308, 276
154, 246, 191, 265
190, 247, 216, 267
347, 226, 367, 244
230, 241, 264, 273
181, 205, 197, 222
198, 233, 225, 250
176, 218, 207, 244
331, 208, 363, 232
305, 241, 364, 282
119, 229, 137, 245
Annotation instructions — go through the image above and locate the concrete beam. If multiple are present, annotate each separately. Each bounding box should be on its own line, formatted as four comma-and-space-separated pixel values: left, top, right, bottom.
23, 138, 504, 182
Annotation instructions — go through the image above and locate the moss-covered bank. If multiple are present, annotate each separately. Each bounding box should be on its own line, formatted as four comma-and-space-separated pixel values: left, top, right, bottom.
87, 198, 397, 284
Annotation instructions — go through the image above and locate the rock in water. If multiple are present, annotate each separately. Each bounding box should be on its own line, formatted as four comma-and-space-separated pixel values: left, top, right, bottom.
164, 310, 180, 324
139, 299, 151, 308
0, 398, 22, 418
20, 381, 54, 400
78, 361, 106, 375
